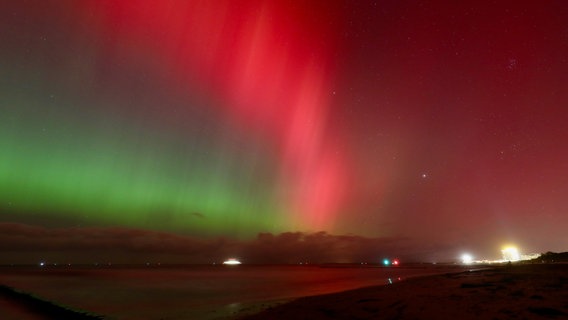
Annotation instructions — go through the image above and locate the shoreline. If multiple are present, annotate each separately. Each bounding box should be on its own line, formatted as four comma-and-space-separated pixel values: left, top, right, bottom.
0, 285, 103, 320
241, 264, 568, 319
1, 264, 565, 319
223, 265, 480, 319
0, 264, 467, 320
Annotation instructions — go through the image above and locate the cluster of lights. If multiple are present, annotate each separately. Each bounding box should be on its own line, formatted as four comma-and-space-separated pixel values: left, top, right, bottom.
460, 245, 527, 264
382, 258, 400, 266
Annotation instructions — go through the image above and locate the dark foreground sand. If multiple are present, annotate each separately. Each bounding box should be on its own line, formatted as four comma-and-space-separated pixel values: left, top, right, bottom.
0, 285, 102, 320
242, 264, 568, 320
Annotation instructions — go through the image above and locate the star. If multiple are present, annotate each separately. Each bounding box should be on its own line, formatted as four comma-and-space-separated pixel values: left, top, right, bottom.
507, 58, 518, 71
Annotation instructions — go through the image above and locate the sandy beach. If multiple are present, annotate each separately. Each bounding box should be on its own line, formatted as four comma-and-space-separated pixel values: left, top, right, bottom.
243, 264, 568, 319
0, 264, 462, 319
0, 264, 566, 319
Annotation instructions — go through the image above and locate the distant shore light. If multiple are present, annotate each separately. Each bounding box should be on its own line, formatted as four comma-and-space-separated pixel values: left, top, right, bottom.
502, 246, 520, 261
223, 258, 242, 265
461, 254, 473, 264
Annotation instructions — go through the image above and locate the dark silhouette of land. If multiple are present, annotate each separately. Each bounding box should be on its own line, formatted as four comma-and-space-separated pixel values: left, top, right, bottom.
534, 251, 568, 263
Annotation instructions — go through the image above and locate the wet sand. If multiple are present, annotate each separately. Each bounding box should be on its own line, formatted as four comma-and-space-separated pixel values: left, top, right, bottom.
242, 264, 568, 319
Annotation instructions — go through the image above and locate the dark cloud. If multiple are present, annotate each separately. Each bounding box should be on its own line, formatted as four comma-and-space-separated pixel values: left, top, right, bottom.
0, 223, 458, 264
190, 212, 205, 219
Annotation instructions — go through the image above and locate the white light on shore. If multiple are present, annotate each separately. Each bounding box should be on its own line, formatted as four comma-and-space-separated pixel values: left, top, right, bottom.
223, 258, 242, 265
502, 246, 520, 261
461, 254, 473, 264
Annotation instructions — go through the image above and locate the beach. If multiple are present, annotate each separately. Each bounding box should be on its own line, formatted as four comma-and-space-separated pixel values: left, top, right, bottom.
0, 264, 461, 319
0, 264, 566, 319
243, 264, 568, 319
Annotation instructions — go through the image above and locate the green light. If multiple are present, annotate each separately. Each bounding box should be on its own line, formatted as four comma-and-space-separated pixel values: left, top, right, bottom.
0, 94, 289, 236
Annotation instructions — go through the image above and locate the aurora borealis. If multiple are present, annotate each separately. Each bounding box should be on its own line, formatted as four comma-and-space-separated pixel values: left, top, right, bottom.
1, 1, 568, 263
2, 0, 344, 236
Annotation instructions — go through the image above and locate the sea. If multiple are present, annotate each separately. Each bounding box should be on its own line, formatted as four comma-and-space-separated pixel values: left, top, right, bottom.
0, 264, 469, 319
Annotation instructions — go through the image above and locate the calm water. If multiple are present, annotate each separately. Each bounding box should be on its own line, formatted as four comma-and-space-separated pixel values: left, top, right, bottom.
0, 264, 466, 319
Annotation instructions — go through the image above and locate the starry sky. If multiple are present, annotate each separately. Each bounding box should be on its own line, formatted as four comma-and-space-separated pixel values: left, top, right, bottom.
1, 0, 567, 263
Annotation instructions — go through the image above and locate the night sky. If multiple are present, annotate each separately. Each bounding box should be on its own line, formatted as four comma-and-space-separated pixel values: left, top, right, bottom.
1, 0, 567, 264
